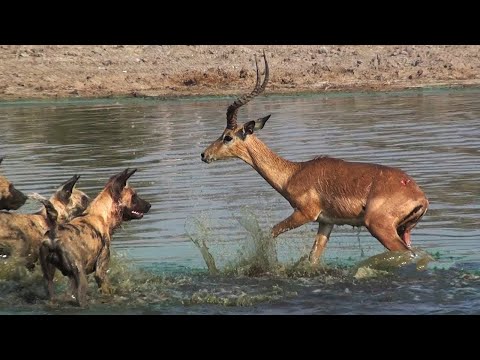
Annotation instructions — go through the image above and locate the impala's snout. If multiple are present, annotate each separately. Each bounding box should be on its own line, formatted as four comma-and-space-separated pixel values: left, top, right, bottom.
201, 152, 211, 164
201, 142, 220, 164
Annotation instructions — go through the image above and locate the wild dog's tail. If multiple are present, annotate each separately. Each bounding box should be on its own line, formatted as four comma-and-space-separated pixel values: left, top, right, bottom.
29, 193, 58, 247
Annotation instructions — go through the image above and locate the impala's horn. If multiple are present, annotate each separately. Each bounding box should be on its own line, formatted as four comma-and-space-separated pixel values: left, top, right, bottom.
226, 51, 269, 130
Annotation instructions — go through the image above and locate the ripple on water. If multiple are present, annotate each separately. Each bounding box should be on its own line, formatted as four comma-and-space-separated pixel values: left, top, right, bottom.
0, 89, 479, 313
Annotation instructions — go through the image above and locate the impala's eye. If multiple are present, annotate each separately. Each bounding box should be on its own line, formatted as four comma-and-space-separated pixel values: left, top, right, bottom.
223, 135, 233, 143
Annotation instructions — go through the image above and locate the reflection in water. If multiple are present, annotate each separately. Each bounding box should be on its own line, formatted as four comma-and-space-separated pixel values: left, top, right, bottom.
0, 88, 479, 314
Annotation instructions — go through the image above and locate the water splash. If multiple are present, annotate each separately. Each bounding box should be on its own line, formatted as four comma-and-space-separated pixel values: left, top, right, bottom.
0, 246, 298, 311
185, 208, 442, 283
185, 216, 219, 275
186, 208, 350, 279
185, 207, 281, 276
0, 210, 454, 313
224, 207, 279, 276
0, 240, 479, 314
0, 250, 179, 310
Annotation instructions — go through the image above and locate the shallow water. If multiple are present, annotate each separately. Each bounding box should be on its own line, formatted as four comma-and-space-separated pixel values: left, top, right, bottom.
0, 88, 479, 314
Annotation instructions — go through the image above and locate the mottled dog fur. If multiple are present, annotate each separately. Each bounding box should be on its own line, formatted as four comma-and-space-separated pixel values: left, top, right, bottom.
0, 175, 90, 270
40, 168, 151, 307
0, 157, 27, 211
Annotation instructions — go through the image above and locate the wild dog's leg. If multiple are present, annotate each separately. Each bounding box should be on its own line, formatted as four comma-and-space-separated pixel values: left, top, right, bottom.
94, 246, 112, 295
39, 244, 56, 300
25, 253, 36, 272
308, 223, 334, 265
72, 263, 88, 307
62, 278, 76, 301
272, 210, 315, 238
23, 243, 39, 272
3, 230, 35, 271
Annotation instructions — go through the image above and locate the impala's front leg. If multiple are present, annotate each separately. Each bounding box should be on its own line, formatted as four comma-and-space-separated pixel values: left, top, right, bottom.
308, 223, 334, 265
272, 209, 314, 238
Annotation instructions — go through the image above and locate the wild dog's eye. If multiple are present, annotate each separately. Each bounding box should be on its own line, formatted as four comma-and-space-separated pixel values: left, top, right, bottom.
223, 135, 233, 143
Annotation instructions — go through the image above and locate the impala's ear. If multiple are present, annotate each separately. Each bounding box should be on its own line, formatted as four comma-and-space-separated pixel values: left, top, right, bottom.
242, 114, 271, 136
243, 121, 256, 136
255, 114, 271, 130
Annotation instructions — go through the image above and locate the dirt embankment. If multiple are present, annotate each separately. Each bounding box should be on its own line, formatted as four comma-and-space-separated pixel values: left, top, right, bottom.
1, 45, 479, 100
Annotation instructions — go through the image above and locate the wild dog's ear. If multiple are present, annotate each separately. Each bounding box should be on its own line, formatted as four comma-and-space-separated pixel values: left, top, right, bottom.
116, 168, 137, 187
109, 168, 137, 200
124, 168, 137, 183
40, 198, 58, 226
61, 175, 80, 193
80, 193, 91, 210
56, 174, 80, 204
242, 115, 271, 137
31, 196, 58, 228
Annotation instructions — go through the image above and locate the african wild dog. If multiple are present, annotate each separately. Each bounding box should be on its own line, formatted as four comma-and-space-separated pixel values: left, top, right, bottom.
0, 175, 90, 270
39, 168, 151, 307
0, 157, 27, 211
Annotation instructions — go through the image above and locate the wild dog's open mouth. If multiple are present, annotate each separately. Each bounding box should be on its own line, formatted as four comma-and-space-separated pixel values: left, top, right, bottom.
123, 210, 144, 220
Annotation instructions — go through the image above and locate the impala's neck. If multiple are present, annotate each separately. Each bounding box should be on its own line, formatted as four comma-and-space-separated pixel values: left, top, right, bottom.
239, 136, 299, 194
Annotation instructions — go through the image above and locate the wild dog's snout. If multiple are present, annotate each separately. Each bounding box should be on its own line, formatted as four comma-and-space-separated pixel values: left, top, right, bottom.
121, 187, 151, 221
144, 200, 151, 212
0, 183, 28, 210
0, 157, 28, 210
10, 184, 28, 209
137, 197, 151, 214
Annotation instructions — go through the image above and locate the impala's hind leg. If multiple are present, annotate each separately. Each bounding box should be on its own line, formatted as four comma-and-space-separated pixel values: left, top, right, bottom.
308, 223, 334, 265
365, 214, 407, 251
365, 202, 427, 251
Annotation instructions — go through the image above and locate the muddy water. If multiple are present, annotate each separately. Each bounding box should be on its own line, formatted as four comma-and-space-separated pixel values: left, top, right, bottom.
0, 88, 479, 314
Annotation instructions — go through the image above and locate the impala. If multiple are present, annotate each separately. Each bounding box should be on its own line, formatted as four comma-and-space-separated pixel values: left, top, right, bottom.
201, 52, 429, 264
